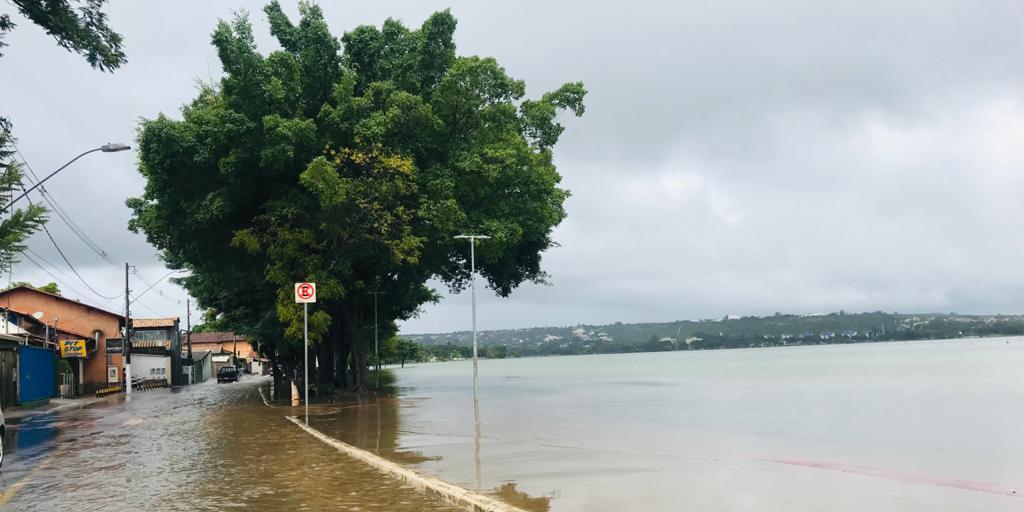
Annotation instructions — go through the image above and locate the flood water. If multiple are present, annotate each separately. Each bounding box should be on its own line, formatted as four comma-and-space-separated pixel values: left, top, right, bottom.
3, 338, 1022, 511
314, 337, 1024, 511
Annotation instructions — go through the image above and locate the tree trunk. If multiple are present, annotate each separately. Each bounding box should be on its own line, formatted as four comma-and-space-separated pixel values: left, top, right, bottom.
316, 331, 335, 393
330, 312, 348, 388
343, 304, 368, 392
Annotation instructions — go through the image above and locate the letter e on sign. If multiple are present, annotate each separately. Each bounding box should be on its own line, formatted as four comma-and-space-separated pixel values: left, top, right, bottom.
295, 282, 317, 303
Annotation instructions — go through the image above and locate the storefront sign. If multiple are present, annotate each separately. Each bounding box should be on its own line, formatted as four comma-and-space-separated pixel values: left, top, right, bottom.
60, 339, 87, 358
106, 338, 123, 354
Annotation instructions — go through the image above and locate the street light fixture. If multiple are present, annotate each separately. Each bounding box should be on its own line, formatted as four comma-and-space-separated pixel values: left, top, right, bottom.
3, 142, 131, 212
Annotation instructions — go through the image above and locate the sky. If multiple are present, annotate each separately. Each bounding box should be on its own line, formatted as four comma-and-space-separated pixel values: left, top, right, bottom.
1, 1, 1023, 334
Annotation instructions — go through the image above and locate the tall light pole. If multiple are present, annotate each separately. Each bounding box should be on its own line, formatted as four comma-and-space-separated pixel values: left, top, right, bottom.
3, 142, 130, 212
454, 234, 490, 381
368, 290, 387, 391
454, 233, 490, 490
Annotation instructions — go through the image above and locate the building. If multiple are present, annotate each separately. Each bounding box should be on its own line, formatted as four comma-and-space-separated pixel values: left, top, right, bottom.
188, 331, 258, 361
131, 317, 185, 386
191, 350, 213, 383
0, 286, 125, 394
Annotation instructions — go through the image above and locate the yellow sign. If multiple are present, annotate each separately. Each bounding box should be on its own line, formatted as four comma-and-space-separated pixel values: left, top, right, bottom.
60, 339, 87, 358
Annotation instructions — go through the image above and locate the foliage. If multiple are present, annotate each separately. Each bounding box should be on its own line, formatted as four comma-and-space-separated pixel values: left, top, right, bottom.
406, 311, 1024, 358
0, 0, 126, 70
129, 2, 585, 390
0, 122, 48, 274
6, 280, 60, 294
191, 308, 232, 333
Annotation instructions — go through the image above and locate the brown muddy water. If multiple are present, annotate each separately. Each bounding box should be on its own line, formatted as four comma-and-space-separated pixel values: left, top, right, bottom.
0, 377, 461, 511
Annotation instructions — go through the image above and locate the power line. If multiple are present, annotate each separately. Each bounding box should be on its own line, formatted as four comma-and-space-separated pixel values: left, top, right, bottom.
130, 269, 181, 304
11, 144, 186, 316
17, 184, 123, 300
18, 251, 117, 311
12, 142, 120, 269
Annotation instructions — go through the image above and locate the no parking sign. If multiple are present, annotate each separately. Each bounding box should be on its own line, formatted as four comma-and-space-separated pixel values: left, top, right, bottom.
294, 282, 316, 303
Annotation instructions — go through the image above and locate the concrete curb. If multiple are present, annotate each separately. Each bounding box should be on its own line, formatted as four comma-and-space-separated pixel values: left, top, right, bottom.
286, 416, 527, 512
3, 394, 118, 420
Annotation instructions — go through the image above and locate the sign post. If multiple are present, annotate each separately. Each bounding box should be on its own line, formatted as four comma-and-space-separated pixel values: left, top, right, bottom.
295, 282, 316, 424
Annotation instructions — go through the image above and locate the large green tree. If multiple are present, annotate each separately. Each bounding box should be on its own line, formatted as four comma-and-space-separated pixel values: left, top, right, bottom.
130, 2, 585, 391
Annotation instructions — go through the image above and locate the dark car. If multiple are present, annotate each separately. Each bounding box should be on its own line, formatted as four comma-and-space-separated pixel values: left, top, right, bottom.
217, 366, 239, 383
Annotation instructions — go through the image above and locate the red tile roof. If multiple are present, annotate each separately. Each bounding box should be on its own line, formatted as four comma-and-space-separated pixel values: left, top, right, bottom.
134, 317, 179, 328
189, 331, 246, 344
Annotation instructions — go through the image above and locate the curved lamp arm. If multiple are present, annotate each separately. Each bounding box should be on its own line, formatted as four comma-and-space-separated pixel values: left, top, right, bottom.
3, 143, 130, 213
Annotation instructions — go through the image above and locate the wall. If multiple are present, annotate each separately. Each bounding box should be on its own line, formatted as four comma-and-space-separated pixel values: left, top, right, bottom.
192, 351, 213, 383
131, 354, 171, 383
190, 340, 256, 358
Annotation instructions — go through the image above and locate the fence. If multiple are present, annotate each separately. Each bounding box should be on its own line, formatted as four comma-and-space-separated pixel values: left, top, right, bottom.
19, 345, 56, 403
58, 372, 78, 398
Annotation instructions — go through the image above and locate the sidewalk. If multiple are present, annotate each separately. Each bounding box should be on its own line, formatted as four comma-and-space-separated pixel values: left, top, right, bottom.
3, 394, 121, 421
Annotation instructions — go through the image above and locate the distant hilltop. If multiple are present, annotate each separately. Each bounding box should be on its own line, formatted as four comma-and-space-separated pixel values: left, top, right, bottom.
402, 311, 1024, 359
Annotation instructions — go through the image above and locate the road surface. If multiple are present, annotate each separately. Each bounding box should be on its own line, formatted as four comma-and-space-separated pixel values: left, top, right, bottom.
0, 376, 460, 511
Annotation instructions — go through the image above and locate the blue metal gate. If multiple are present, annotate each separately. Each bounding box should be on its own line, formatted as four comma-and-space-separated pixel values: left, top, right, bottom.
19, 345, 56, 403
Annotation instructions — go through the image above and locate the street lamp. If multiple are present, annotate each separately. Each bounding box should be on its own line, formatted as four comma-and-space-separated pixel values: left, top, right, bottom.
454, 233, 490, 490
454, 234, 491, 379
3, 142, 131, 212
368, 290, 386, 390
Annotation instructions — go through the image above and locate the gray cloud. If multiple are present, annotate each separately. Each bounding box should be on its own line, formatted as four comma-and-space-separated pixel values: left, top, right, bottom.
1, 1, 1022, 332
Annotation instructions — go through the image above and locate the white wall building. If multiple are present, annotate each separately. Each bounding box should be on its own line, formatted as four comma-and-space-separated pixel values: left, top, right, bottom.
131, 353, 171, 383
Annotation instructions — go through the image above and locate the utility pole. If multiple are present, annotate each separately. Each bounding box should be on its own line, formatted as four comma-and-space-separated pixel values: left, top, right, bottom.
186, 299, 193, 384
124, 263, 132, 394
369, 291, 386, 390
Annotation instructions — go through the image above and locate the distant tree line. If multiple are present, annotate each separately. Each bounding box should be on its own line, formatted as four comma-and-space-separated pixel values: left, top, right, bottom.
403, 311, 1024, 360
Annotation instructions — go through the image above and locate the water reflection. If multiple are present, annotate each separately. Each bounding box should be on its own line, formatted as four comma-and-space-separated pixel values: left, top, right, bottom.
495, 483, 552, 512
474, 373, 483, 490
305, 377, 553, 512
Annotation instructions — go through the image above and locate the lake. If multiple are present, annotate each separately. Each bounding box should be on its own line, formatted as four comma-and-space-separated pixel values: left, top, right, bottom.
314, 337, 1024, 511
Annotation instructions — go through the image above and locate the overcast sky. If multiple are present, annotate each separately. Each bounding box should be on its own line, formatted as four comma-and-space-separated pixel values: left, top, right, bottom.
1, 1, 1023, 333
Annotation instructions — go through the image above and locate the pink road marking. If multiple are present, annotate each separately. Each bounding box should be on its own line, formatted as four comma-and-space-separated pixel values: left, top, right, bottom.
763, 458, 1019, 498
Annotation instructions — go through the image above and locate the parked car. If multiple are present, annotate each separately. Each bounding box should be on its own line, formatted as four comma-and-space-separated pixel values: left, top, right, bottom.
217, 366, 239, 383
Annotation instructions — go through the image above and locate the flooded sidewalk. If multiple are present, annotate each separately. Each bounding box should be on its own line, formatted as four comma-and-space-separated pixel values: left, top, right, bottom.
0, 377, 461, 511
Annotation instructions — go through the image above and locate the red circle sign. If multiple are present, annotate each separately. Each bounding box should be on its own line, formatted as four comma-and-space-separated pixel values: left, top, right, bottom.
297, 283, 315, 300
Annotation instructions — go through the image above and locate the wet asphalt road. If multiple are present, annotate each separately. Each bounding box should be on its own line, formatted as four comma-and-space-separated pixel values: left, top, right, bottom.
0, 376, 460, 511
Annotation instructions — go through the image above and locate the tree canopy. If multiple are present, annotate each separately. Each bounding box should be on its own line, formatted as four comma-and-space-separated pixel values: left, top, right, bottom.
0, 0, 126, 70
130, 2, 585, 391
5, 280, 59, 295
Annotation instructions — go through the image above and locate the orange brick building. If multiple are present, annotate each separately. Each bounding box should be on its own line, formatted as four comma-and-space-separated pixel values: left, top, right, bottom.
0, 286, 124, 392
188, 331, 257, 359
